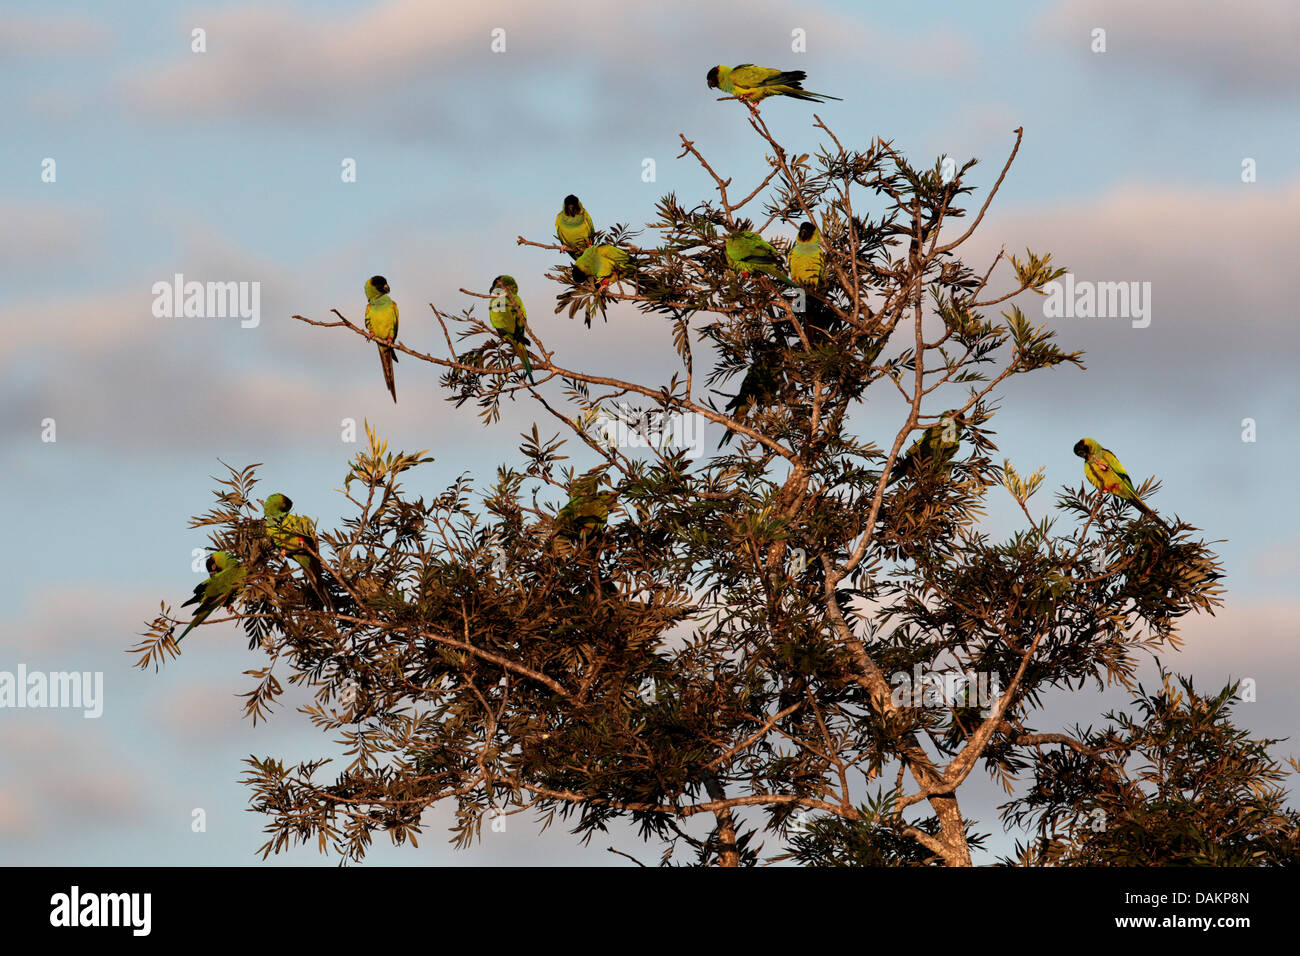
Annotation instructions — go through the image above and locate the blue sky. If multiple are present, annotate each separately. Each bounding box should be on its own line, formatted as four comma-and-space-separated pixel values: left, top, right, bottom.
2, 0, 1297, 865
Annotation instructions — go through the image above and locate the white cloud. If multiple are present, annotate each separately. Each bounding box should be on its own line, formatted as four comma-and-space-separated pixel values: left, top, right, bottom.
0, 12, 110, 57
117, 0, 955, 132
0, 201, 101, 275
1038, 0, 1300, 99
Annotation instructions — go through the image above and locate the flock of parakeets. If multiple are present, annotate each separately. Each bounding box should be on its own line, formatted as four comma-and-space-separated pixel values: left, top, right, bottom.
175, 493, 331, 643
174, 64, 1168, 642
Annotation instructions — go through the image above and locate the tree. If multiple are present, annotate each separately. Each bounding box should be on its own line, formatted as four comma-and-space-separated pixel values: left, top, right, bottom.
136, 110, 1259, 867
1002, 669, 1300, 866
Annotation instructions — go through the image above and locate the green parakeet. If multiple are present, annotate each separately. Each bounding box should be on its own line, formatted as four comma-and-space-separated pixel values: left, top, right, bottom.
572, 244, 630, 286
264, 492, 332, 606
789, 222, 824, 286
1073, 438, 1166, 527
888, 411, 965, 485
719, 349, 781, 448
364, 275, 399, 403
177, 551, 246, 642
488, 275, 535, 384
725, 231, 796, 285
555, 195, 594, 258
557, 470, 617, 542
706, 64, 842, 105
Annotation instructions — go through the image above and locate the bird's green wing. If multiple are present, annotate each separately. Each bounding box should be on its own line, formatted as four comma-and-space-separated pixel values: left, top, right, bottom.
489, 295, 516, 336
575, 245, 601, 277
1099, 446, 1138, 497
729, 65, 781, 88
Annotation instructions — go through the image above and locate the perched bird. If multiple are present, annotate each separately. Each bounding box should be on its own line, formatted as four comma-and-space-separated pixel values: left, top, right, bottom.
1073, 438, 1167, 528
725, 231, 795, 285
789, 222, 824, 287
888, 411, 966, 485
263, 492, 332, 606
572, 244, 630, 287
719, 350, 781, 448
364, 275, 399, 403
489, 275, 535, 384
787, 221, 837, 333
555, 195, 595, 258
177, 551, 246, 642
557, 470, 617, 542
706, 64, 842, 105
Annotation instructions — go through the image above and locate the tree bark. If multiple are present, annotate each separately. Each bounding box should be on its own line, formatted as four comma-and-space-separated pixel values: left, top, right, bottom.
704, 776, 740, 867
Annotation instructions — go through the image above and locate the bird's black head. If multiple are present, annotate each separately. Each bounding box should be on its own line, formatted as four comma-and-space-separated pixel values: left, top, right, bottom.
369, 275, 389, 295
571, 265, 588, 283
706, 66, 720, 89
1073, 439, 1089, 459
563, 194, 581, 216
797, 221, 817, 242
205, 554, 219, 573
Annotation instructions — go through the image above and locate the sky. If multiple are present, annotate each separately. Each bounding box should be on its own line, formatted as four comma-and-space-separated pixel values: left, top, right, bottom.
1, 0, 1297, 866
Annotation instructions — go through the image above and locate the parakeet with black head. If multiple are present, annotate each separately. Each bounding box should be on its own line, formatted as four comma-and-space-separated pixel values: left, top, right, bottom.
789, 222, 824, 286
719, 349, 781, 448
787, 221, 836, 332
557, 470, 617, 542
572, 244, 630, 286
555, 195, 594, 258
1073, 438, 1167, 528
177, 551, 246, 642
706, 64, 842, 106
725, 231, 795, 285
572, 245, 634, 327
489, 275, 535, 384
364, 275, 399, 402
263, 492, 333, 607
888, 411, 966, 485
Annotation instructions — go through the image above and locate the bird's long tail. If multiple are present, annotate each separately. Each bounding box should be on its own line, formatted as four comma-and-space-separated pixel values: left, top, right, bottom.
1131, 496, 1170, 532
784, 89, 843, 103
175, 609, 208, 643
380, 346, 397, 402
304, 556, 336, 610
516, 342, 535, 384
804, 293, 837, 333
885, 454, 914, 488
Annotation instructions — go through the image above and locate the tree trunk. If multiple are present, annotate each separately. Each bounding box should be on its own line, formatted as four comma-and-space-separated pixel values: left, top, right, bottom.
704, 776, 740, 866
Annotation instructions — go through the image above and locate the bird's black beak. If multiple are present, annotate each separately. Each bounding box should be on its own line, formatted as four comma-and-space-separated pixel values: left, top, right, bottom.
1072, 440, 1087, 458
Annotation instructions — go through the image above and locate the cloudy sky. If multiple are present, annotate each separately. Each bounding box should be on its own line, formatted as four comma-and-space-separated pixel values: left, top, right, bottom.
2, 0, 1296, 865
